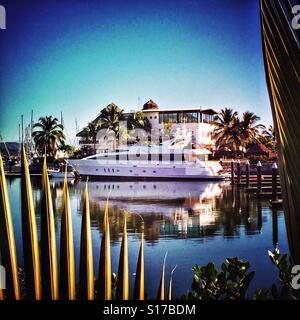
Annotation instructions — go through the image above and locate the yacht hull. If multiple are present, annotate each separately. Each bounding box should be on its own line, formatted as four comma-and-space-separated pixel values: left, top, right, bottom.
69, 160, 226, 181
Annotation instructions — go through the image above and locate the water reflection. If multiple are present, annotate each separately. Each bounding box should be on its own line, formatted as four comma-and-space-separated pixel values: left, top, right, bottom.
6, 176, 287, 298
25, 179, 270, 245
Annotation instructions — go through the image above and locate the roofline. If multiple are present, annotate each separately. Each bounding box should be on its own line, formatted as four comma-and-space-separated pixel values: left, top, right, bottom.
124, 108, 218, 114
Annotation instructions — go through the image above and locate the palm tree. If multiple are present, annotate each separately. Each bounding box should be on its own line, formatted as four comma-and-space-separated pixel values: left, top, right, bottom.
127, 111, 151, 132
86, 121, 100, 152
213, 108, 241, 152
99, 103, 124, 138
239, 111, 265, 149
261, 125, 277, 152
262, 125, 276, 141
32, 116, 65, 156
57, 141, 76, 157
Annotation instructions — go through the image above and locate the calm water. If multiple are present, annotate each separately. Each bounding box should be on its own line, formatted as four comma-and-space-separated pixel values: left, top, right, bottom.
6, 177, 289, 299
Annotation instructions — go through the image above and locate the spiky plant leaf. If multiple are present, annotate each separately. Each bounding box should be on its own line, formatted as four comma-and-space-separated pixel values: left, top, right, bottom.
98, 198, 112, 300
116, 215, 129, 300
157, 252, 167, 300
260, 0, 300, 263
167, 265, 177, 300
0, 153, 20, 300
133, 233, 144, 300
20, 145, 41, 299
59, 169, 75, 299
40, 157, 59, 299
79, 181, 94, 300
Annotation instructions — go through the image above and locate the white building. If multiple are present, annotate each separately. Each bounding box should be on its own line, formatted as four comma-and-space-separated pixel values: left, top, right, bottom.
77, 100, 217, 151
136, 100, 217, 148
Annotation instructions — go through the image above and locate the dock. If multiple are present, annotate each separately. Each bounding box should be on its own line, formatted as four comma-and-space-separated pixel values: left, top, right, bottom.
228, 160, 283, 208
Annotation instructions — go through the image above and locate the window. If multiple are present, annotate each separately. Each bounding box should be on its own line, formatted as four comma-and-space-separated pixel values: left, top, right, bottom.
159, 112, 178, 123
202, 114, 214, 123
159, 113, 163, 123
179, 112, 198, 123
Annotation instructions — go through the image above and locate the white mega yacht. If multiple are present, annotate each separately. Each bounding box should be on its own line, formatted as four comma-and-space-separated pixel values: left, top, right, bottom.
69, 130, 225, 180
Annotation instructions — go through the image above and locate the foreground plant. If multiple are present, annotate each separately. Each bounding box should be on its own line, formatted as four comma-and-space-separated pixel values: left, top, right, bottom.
182, 257, 255, 300
254, 248, 298, 300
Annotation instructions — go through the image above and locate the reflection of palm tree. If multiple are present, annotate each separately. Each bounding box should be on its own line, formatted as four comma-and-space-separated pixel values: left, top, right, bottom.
32, 116, 65, 156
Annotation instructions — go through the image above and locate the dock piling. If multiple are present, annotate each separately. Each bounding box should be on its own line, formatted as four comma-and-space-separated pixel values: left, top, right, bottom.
231, 160, 234, 184
272, 163, 278, 202
237, 160, 241, 186
245, 160, 250, 189
256, 161, 262, 193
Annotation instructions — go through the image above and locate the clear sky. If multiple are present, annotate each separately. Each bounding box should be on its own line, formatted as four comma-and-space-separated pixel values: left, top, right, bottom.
0, 0, 272, 143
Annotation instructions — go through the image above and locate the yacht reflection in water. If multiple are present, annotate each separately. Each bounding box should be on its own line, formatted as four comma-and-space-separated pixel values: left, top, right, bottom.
47, 179, 266, 244
24, 177, 276, 246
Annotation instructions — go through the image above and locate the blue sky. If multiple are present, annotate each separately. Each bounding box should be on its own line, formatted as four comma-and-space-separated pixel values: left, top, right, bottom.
0, 0, 272, 143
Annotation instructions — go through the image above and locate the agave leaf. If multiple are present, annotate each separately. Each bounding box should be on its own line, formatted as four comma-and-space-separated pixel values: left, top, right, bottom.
157, 252, 167, 300
116, 214, 129, 300
59, 169, 75, 300
0, 153, 20, 300
133, 233, 144, 300
167, 265, 177, 300
40, 157, 59, 300
98, 198, 112, 300
260, 0, 300, 263
79, 180, 94, 300
20, 144, 41, 299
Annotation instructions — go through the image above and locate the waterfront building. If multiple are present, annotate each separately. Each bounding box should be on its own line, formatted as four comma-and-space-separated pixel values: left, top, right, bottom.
140, 100, 217, 148
77, 100, 217, 152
